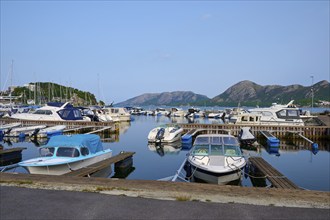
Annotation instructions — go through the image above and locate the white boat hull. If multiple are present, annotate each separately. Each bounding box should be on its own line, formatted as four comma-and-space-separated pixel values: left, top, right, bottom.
22, 151, 112, 175
191, 166, 244, 185
148, 127, 183, 143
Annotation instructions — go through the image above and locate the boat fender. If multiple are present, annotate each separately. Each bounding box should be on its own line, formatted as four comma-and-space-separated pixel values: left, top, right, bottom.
18, 132, 25, 139
312, 143, 319, 155
184, 161, 192, 178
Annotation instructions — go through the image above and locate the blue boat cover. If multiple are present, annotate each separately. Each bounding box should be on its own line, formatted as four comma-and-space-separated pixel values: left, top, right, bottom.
45, 134, 103, 154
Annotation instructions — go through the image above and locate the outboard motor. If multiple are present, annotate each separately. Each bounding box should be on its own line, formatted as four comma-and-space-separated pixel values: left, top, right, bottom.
4, 128, 12, 135
30, 128, 41, 138
155, 128, 165, 141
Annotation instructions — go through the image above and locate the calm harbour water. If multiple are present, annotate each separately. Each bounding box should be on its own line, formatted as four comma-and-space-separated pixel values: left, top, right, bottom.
3, 112, 330, 191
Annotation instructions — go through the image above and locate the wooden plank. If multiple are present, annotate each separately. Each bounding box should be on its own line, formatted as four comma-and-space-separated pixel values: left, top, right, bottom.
86, 126, 112, 134
249, 157, 300, 189
0, 147, 26, 155
63, 152, 135, 177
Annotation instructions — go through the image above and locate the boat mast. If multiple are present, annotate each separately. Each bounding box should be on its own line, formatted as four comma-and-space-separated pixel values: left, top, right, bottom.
9, 60, 13, 107
310, 75, 314, 113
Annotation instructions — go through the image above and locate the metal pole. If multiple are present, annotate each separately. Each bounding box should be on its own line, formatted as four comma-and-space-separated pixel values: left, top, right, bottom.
310, 75, 314, 113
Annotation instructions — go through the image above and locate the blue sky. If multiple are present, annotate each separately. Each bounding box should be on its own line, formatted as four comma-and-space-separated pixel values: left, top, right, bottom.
1, 1, 329, 104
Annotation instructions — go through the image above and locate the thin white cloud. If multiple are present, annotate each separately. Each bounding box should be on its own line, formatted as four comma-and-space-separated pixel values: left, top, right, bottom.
201, 13, 212, 20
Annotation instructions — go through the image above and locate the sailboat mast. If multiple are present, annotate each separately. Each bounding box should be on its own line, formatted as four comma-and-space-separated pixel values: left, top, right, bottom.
9, 60, 13, 107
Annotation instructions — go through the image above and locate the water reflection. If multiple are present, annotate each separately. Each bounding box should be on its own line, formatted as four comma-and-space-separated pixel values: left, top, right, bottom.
1, 114, 329, 191
112, 156, 135, 179
148, 140, 182, 157
0, 144, 25, 166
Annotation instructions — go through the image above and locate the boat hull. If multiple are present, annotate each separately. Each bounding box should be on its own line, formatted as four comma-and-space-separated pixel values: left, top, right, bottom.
148, 127, 183, 143
22, 151, 112, 175
191, 166, 244, 185
188, 163, 245, 185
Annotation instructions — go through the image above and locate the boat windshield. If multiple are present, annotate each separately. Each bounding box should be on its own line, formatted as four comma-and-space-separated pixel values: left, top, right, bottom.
40, 147, 55, 157
56, 147, 80, 157
224, 145, 242, 157
192, 136, 241, 157
194, 136, 239, 146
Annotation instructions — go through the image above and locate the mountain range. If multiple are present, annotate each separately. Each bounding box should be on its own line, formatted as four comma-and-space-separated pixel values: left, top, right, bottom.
116, 80, 330, 107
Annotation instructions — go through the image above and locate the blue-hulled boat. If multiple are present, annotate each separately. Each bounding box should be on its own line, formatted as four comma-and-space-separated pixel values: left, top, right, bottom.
19, 134, 112, 175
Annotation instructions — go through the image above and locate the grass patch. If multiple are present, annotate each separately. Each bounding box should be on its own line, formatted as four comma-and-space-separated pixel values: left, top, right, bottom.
176, 195, 191, 201
95, 186, 115, 192
0, 180, 33, 185
82, 188, 96, 193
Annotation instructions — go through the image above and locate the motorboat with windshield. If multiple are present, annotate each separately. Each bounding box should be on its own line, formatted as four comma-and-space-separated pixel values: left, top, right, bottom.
10, 102, 91, 121
186, 134, 246, 185
102, 107, 131, 122
233, 100, 304, 126
148, 125, 183, 143
19, 134, 112, 175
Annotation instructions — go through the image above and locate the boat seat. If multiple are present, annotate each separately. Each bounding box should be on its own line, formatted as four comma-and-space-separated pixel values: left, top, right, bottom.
225, 149, 237, 156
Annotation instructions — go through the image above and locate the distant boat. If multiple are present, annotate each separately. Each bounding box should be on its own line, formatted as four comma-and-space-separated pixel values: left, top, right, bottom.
186, 134, 246, 185
238, 127, 256, 145
10, 102, 91, 121
148, 125, 183, 143
154, 108, 171, 116
19, 134, 112, 175
30, 125, 67, 138
0, 122, 21, 131
234, 100, 305, 126
4, 125, 47, 137
102, 107, 131, 122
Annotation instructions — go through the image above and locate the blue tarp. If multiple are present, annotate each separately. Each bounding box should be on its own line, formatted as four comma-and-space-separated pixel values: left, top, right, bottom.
45, 134, 103, 154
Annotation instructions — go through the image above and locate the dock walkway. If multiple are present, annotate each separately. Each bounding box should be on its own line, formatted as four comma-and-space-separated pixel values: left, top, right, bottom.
63, 151, 135, 177
249, 157, 300, 190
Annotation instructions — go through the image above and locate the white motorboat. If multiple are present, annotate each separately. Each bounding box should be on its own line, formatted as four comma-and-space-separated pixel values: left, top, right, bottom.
233, 100, 304, 126
238, 127, 256, 145
148, 125, 183, 143
207, 111, 225, 119
19, 134, 112, 175
170, 108, 186, 117
30, 125, 67, 138
186, 108, 205, 118
155, 108, 171, 116
102, 107, 131, 122
4, 125, 47, 137
10, 102, 91, 121
186, 134, 246, 185
94, 109, 113, 122
0, 122, 21, 131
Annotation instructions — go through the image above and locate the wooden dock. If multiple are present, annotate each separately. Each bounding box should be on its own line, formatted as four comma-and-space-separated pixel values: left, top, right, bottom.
0, 147, 26, 166
177, 123, 330, 139
63, 151, 135, 177
0, 118, 120, 133
249, 157, 300, 190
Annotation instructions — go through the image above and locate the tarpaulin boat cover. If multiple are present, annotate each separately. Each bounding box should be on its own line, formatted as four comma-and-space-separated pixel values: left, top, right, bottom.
45, 134, 103, 154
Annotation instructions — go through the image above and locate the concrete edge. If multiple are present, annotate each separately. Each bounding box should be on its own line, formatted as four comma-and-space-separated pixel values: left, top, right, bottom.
1, 172, 329, 209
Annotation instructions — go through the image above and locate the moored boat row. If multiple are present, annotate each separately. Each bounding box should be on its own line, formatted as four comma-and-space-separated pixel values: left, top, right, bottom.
127, 100, 318, 126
